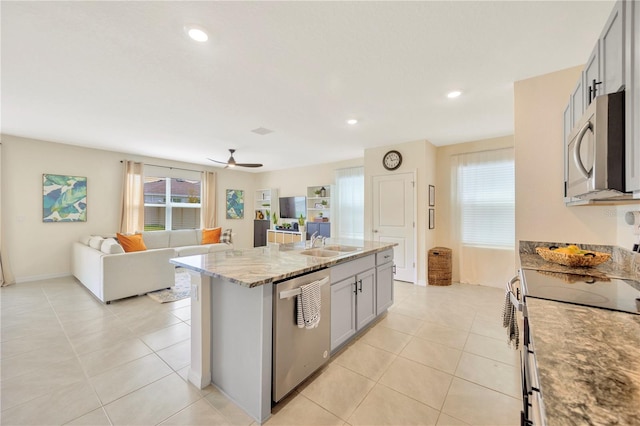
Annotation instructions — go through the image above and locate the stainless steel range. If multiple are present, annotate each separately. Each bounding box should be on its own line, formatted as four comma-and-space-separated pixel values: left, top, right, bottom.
520, 269, 640, 315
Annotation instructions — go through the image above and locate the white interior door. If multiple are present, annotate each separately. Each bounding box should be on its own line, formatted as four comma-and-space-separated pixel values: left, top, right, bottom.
372, 172, 416, 283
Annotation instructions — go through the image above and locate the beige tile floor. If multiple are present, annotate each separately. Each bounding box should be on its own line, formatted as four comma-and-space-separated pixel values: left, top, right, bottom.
1, 274, 521, 425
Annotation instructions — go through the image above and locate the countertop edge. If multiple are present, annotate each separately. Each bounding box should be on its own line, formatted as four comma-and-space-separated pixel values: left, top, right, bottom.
170, 243, 396, 288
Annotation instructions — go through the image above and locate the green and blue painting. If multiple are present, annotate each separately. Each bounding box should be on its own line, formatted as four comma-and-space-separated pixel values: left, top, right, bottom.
43, 174, 87, 222
226, 189, 244, 219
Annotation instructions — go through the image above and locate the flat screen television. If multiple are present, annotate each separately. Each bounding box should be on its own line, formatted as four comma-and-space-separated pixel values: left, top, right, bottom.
279, 196, 306, 219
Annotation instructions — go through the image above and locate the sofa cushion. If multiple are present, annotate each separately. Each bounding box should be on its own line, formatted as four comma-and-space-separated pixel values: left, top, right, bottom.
175, 245, 210, 257
117, 233, 147, 253
89, 236, 104, 250
208, 243, 232, 254
202, 227, 222, 244
142, 230, 171, 249
221, 229, 233, 244
100, 238, 125, 254
169, 229, 198, 247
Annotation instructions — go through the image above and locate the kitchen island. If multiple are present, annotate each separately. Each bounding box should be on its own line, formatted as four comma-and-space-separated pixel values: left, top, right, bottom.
170, 239, 396, 424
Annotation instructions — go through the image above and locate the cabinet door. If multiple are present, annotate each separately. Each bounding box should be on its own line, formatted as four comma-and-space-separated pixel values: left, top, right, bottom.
254, 220, 269, 247
584, 42, 601, 106
306, 222, 319, 240
571, 78, 584, 129
376, 262, 394, 314
355, 268, 376, 331
601, 0, 625, 95
267, 230, 276, 243
330, 277, 356, 351
318, 222, 331, 238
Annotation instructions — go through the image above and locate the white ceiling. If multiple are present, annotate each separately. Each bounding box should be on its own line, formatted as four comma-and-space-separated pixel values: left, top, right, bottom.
1, 1, 615, 172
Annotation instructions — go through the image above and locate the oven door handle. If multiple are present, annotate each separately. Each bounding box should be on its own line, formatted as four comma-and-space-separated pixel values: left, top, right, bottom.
506, 275, 522, 312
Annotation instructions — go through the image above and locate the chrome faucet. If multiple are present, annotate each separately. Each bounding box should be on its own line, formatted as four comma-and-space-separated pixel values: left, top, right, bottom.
309, 231, 325, 248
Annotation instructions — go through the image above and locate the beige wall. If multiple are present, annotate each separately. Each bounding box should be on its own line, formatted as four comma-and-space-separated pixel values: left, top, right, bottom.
1, 135, 256, 282
364, 140, 437, 286
435, 135, 514, 283
514, 66, 623, 246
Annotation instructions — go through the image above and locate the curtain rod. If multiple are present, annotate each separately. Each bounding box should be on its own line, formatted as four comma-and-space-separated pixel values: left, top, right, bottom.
120, 160, 207, 174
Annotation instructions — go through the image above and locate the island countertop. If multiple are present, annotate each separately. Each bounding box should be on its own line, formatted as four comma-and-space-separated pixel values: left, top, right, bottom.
170, 239, 396, 287
525, 297, 640, 426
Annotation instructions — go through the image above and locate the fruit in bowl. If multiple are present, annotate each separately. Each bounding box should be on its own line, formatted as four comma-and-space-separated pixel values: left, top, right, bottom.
536, 245, 611, 267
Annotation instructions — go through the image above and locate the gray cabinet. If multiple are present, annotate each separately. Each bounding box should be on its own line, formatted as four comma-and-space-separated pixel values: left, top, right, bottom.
306, 222, 330, 239
330, 255, 376, 352
254, 220, 270, 247
564, 0, 630, 199
584, 43, 601, 106
355, 268, 376, 331
330, 277, 356, 350
376, 249, 394, 314
601, 0, 625, 95
626, 0, 640, 192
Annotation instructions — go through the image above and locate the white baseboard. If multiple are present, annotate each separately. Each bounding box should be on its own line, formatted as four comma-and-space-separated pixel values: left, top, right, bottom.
416, 279, 427, 287
15, 272, 72, 283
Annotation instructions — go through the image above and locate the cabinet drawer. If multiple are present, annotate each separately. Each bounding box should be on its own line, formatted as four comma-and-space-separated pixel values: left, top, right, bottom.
330, 255, 375, 283
376, 249, 393, 265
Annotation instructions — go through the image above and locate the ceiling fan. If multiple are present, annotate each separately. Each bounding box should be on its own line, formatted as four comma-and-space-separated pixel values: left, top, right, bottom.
208, 149, 263, 168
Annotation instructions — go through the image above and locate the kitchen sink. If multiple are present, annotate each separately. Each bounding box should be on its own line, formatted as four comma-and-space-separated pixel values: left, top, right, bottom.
300, 249, 341, 257
323, 245, 359, 252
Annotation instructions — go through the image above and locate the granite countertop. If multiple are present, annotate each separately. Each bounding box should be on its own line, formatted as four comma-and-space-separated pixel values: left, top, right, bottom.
526, 298, 640, 426
170, 238, 395, 288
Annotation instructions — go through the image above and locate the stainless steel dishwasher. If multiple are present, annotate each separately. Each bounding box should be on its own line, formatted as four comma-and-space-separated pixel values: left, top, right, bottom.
272, 268, 331, 402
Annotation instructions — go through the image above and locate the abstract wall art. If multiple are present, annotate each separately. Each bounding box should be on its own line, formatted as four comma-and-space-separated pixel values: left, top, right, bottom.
43, 174, 87, 222
226, 189, 244, 219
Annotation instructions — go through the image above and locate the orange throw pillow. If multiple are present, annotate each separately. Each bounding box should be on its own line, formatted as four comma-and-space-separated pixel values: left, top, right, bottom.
202, 227, 222, 244
116, 233, 147, 253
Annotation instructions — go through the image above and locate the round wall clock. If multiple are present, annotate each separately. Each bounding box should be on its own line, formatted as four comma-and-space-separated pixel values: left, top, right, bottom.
383, 150, 402, 171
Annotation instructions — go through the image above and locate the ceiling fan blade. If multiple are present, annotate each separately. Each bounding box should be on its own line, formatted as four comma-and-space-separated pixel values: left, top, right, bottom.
236, 163, 263, 168
207, 158, 228, 165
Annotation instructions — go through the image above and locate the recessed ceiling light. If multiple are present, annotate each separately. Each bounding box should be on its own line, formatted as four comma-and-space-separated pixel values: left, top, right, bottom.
447, 90, 462, 99
185, 25, 208, 42
347, 119, 358, 125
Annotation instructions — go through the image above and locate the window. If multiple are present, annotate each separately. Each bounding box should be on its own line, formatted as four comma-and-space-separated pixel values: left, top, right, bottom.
335, 166, 364, 239
455, 148, 514, 248
144, 173, 201, 231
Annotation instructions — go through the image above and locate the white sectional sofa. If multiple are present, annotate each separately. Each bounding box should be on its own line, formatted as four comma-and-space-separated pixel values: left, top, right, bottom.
72, 229, 232, 303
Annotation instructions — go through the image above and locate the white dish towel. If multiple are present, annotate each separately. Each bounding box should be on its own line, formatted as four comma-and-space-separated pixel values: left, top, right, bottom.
296, 280, 321, 329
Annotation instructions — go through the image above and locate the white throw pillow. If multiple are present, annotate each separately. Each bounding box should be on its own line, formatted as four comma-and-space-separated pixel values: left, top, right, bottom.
88, 236, 104, 250
100, 238, 125, 254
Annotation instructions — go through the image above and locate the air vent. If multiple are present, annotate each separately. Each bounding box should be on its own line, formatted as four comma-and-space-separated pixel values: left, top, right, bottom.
251, 127, 274, 135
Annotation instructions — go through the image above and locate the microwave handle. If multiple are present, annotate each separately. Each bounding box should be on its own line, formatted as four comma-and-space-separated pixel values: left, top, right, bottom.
573, 121, 593, 179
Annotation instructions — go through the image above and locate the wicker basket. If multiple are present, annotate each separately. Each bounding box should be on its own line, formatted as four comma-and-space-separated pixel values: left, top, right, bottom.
535, 247, 611, 268
428, 247, 452, 286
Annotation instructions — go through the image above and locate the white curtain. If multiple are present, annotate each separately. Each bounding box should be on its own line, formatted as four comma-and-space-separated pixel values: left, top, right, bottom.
200, 171, 217, 229
450, 148, 515, 288
119, 161, 145, 234
335, 166, 364, 240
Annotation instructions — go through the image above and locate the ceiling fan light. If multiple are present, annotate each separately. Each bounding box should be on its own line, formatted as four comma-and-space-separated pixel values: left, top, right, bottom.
347, 119, 358, 125
447, 90, 462, 99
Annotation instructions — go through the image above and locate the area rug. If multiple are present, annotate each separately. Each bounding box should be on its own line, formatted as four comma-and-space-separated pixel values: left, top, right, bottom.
147, 268, 191, 303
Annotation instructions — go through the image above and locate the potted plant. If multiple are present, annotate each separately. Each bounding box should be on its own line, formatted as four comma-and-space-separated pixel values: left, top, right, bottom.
265, 210, 270, 221
272, 211, 279, 229
298, 214, 306, 235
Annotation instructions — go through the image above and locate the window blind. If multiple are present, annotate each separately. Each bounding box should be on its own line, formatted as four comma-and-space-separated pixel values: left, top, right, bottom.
457, 149, 514, 248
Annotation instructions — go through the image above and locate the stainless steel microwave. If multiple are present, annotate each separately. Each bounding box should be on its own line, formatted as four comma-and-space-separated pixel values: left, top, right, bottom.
565, 91, 627, 200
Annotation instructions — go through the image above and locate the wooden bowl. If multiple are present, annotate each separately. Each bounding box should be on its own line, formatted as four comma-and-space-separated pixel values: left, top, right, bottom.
535, 247, 611, 267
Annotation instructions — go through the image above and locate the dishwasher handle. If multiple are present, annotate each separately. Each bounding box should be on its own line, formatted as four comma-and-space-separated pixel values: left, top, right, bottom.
279, 277, 330, 299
